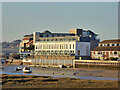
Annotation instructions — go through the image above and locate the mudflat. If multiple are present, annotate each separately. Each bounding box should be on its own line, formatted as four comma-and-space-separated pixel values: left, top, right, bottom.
1, 74, 119, 88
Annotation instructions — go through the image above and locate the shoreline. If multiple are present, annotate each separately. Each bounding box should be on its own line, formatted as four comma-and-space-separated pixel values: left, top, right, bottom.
2, 64, 119, 81
1, 74, 119, 88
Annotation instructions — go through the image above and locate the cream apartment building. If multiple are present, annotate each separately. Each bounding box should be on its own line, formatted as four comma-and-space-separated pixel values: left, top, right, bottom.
34, 36, 90, 57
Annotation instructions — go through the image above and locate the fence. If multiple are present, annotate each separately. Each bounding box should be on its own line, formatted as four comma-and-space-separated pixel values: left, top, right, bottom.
73, 60, 120, 68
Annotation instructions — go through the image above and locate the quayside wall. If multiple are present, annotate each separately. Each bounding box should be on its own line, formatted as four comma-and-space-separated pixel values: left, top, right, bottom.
31, 59, 73, 66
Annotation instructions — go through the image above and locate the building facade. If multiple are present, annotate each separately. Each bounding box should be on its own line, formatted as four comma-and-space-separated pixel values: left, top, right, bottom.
19, 28, 99, 60
91, 39, 120, 60
33, 28, 99, 59
19, 37, 33, 52
35, 36, 90, 57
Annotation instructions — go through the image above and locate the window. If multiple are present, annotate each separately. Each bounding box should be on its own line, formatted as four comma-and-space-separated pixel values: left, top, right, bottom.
107, 44, 109, 46
70, 44, 71, 49
40, 35, 43, 37
51, 39, 54, 41
98, 52, 102, 54
60, 44, 61, 49
62, 44, 64, 49
70, 51, 72, 53
66, 44, 68, 49
47, 35, 49, 37
112, 44, 114, 46
55, 39, 57, 41
52, 35, 54, 37
117, 43, 119, 46
114, 52, 117, 54
73, 44, 74, 49
72, 39, 76, 40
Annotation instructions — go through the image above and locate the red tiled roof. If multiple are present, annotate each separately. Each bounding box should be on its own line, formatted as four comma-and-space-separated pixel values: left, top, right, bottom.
100, 39, 120, 44
91, 46, 120, 51
22, 38, 30, 40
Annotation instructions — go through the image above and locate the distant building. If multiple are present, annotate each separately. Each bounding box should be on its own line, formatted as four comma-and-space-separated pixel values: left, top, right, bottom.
19, 37, 33, 53
91, 39, 120, 60
69, 29, 100, 50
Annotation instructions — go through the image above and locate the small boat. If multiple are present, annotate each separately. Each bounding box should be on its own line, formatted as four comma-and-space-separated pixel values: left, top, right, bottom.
23, 67, 32, 73
16, 67, 22, 71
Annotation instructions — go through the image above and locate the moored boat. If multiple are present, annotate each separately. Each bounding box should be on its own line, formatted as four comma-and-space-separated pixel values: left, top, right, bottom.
23, 67, 32, 73
16, 67, 22, 71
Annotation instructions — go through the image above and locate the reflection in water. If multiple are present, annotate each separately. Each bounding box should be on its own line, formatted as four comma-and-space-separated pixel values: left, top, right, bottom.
1, 65, 118, 81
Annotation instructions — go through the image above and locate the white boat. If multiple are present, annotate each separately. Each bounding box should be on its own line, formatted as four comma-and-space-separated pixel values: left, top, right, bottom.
58, 65, 63, 68
16, 66, 22, 71
23, 67, 32, 73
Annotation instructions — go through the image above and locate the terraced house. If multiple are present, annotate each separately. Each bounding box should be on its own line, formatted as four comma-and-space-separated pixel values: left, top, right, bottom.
91, 39, 120, 60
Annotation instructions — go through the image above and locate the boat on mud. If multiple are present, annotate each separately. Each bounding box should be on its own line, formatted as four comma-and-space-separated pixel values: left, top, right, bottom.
16, 66, 22, 71
23, 67, 32, 73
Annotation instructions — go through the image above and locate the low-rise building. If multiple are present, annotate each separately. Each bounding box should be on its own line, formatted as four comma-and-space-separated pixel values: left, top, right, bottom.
91, 39, 120, 60
19, 37, 33, 52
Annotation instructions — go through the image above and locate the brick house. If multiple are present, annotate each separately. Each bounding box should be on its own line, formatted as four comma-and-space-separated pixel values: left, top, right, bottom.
91, 39, 120, 60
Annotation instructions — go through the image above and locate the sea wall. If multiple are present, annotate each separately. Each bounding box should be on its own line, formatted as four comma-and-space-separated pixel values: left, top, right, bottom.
31, 59, 73, 66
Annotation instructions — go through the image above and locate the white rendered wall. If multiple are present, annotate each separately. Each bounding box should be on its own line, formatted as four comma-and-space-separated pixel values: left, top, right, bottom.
76, 42, 90, 56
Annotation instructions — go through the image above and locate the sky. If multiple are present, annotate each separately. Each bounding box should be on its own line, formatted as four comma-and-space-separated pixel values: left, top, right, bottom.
2, 2, 118, 42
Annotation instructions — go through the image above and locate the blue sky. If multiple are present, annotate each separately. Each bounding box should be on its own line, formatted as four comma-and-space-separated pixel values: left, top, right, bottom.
2, 2, 118, 42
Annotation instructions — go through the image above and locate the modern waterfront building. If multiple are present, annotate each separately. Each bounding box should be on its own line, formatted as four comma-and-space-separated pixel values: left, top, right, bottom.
33, 28, 99, 59
19, 28, 99, 60
91, 39, 120, 60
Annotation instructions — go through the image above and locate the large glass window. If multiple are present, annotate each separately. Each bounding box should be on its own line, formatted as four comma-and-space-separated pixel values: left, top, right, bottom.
73, 44, 74, 49
70, 44, 71, 49
66, 44, 68, 49
60, 44, 61, 49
